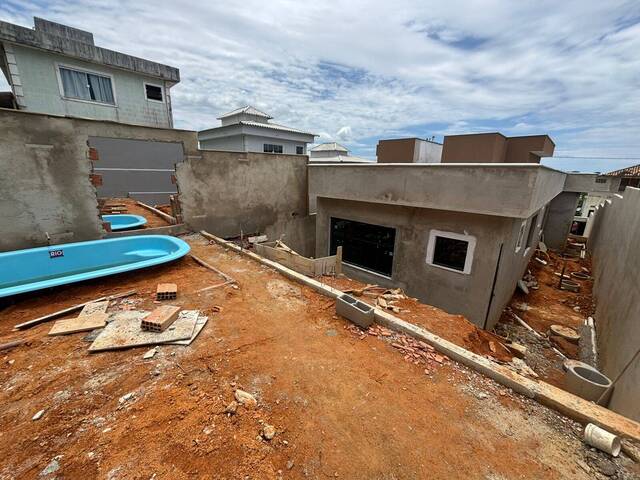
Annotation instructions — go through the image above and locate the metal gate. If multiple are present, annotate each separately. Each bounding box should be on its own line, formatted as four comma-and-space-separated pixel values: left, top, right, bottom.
89, 137, 184, 205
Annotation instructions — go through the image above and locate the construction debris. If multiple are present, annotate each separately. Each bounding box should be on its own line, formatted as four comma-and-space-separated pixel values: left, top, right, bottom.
140, 305, 181, 332
32, 409, 45, 421
234, 389, 258, 409
156, 283, 177, 300
48, 312, 109, 336
261, 424, 276, 440
14, 290, 136, 330
0, 339, 26, 352
143, 347, 158, 359
89, 310, 198, 352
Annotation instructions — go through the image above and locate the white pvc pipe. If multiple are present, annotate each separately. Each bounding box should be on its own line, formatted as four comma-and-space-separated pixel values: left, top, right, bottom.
584, 423, 621, 457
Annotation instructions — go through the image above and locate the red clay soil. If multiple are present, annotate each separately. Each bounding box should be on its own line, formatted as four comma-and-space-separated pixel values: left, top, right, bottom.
0, 235, 607, 479
322, 275, 512, 362
103, 198, 172, 229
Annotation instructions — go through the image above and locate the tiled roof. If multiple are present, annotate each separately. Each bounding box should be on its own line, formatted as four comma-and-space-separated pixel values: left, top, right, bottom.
239, 120, 315, 136
606, 163, 640, 177
309, 154, 373, 164
217, 106, 272, 120
311, 142, 349, 152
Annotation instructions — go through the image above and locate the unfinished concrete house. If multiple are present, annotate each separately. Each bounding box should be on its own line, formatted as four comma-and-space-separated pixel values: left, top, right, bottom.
1, 105, 640, 479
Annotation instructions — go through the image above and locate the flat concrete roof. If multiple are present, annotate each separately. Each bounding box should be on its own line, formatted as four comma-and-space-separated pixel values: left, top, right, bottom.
308, 163, 567, 218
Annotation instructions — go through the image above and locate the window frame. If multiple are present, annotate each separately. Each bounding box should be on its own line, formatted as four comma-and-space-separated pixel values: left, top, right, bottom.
426, 229, 476, 275
55, 63, 117, 107
328, 217, 396, 278
263, 143, 284, 154
296, 145, 304, 155
143, 81, 164, 103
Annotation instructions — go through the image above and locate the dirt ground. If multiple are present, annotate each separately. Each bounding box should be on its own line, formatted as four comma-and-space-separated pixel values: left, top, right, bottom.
1, 234, 637, 479
495, 249, 595, 388
102, 198, 172, 229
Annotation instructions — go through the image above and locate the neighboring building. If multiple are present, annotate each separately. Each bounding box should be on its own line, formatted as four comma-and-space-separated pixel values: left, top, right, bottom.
376, 138, 442, 163
309, 142, 373, 163
198, 106, 316, 155
0, 17, 179, 128
605, 163, 640, 192
441, 133, 555, 163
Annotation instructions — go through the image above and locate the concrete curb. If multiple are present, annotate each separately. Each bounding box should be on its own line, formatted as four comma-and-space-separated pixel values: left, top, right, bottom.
199, 230, 640, 442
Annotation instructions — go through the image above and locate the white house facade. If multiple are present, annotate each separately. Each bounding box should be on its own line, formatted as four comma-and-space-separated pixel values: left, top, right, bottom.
198, 106, 316, 155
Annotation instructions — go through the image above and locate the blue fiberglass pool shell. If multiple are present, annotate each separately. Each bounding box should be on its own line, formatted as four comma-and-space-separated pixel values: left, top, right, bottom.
0, 235, 190, 298
102, 214, 147, 231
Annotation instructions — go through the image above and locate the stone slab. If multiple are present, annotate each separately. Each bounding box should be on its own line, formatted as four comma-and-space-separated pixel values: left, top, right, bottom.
89, 310, 196, 352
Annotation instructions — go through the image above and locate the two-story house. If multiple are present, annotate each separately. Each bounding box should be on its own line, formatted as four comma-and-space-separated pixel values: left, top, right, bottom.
198, 106, 316, 155
0, 17, 179, 128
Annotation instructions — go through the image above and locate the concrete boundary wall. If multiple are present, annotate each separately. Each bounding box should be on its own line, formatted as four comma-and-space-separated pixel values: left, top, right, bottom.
176, 151, 314, 256
587, 187, 640, 421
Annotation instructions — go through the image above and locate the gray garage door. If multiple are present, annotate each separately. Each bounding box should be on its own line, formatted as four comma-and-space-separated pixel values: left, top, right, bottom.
89, 137, 184, 205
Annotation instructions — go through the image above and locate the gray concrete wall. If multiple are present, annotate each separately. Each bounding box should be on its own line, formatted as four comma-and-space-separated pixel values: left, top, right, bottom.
0, 108, 198, 251
542, 192, 579, 250
308, 164, 566, 218
587, 188, 640, 421
315, 197, 523, 328
0, 109, 103, 251
176, 150, 314, 255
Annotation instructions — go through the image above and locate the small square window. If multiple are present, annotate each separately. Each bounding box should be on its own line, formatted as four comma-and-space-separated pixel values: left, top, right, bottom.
426, 230, 476, 274
296, 146, 304, 155
145, 84, 163, 102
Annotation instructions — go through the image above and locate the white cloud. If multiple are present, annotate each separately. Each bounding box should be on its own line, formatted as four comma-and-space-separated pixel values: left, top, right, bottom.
1, 0, 639, 169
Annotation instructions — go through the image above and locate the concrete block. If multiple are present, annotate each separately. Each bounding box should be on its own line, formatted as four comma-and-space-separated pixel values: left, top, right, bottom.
335, 294, 374, 328
141, 305, 180, 332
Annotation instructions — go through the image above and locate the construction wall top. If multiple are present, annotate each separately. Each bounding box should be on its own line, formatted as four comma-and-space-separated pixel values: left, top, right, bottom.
0, 17, 180, 83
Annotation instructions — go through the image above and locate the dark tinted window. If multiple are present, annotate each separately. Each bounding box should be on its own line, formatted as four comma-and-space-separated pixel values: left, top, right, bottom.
432, 236, 468, 271
296, 146, 304, 155
145, 84, 163, 101
263, 144, 283, 153
330, 217, 395, 276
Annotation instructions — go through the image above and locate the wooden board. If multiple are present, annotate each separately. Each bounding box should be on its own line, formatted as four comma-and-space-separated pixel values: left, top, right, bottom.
49, 312, 109, 336
89, 310, 197, 352
79, 301, 109, 316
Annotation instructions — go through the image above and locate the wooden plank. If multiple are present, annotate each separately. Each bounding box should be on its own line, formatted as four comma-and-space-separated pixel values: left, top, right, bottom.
0, 339, 26, 352
136, 201, 177, 225
14, 290, 136, 330
190, 254, 235, 283
140, 305, 181, 332
49, 312, 109, 336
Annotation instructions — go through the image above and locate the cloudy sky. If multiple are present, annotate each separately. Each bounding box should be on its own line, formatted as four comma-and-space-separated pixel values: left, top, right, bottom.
1, 0, 639, 172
